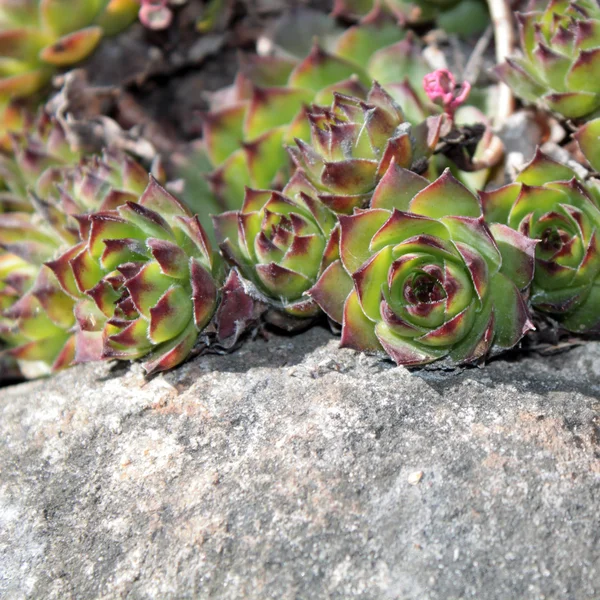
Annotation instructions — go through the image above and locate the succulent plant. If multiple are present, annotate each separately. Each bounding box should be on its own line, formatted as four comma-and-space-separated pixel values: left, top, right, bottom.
331, 0, 489, 37
575, 117, 600, 172
496, 0, 600, 121
46, 178, 228, 374
200, 11, 432, 211
0, 146, 150, 374
287, 83, 446, 215
310, 164, 537, 366
481, 150, 600, 333
0, 0, 139, 100
212, 170, 339, 319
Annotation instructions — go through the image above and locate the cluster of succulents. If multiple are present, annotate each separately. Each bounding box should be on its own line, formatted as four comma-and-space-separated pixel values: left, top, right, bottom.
0, 0, 139, 101
1, 0, 599, 383
199, 10, 434, 212
497, 0, 600, 121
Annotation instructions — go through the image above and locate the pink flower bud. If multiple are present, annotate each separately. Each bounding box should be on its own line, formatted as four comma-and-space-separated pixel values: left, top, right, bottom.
423, 69, 471, 116
139, 0, 172, 30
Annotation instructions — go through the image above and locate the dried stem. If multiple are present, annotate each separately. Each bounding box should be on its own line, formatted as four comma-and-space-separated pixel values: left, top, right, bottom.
487, 0, 515, 124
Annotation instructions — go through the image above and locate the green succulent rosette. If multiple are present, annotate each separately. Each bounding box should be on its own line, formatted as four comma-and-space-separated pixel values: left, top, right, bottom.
199, 10, 432, 212
0, 147, 149, 375
309, 164, 537, 366
496, 0, 600, 121
288, 82, 445, 215
212, 170, 340, 319
481, 150, 600, 333
46, 178, 228, 374
0, 0, 139, 100
331, 0, 489, 37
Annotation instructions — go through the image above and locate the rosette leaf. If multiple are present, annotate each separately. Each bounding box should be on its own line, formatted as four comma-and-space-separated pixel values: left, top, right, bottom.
496, 0, 600, 120
213, 170, 341, 319
0, 0, 139, 100
287, 82, 445, 214
481, 150, 600, 333
47, 178, 226, 374
309, 165, 536, 366
198, 11, 432, 211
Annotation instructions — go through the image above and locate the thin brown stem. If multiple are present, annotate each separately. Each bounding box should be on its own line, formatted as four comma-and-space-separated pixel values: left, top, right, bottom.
487, 0, 516, 124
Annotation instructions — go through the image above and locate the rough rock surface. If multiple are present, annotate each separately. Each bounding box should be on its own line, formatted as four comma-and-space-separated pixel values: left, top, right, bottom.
1, 328, 599, 599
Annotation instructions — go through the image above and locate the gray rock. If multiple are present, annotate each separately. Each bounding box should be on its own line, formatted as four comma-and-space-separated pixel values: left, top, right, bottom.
1, 327, 599, 600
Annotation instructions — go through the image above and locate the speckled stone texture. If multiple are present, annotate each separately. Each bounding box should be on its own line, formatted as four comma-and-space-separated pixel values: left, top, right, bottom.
1, 327, 599, 599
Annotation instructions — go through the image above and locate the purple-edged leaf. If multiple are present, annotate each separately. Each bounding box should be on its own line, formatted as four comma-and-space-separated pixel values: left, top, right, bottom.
416, 305, 475, 347
40, 26, 103, 65
488, 223, 538, 290
308, 259, 352, 325
491, 272, 534, 348
575, 118, 600, 172
70, 247, 104, 293
148, 285, 193, 344
321, 159, 378, 195
409, 169, 481, 219
86, 279, 121, 318
340, 289, 382, 352
88, 212, 144, 259
370, 210, 448, 253
31, 268, 75, 329
449, 294, 494, 364
190, 258, 218, 330
374, 322, 448, 366
201, 102, 246, 165
316, 192, 369, 215
105, 317, 151, 352
442, 215, 501, 273
100, 238, 148, 271
244, 86, 313, 140
454, 242, 489, 302
339, 209, 389, 273
212, 210, 239, 246
516, 149, 576, 186
543, 91, 600, 119
565, 48, 600, 94
507, 185, 565, 230
560, 284, 600, 333
480, 183, 521, 225
147, 238, 189, 279
125, 261, 171, 318
570, 230, 600, 287
280, 234, 324, 280
370, 163, 428, 211
495, 59, 545, 103
255, 262, 312, 300
139, 176, 190, 219
118, 201, 174, 241
442, 259, 472, 319
45, 243, 85, 298
288, 43, 369, 92
215, 269, 257, 347
9, 333, 72, 365
379, 297, 425, 338
376, 133, 413, 177
51, 334, 76, 372
352, 246, 392, 322
142, 321, 198, 374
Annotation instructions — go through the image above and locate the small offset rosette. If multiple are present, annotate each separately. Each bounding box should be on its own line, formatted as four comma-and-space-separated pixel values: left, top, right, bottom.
47, 179, 229, 374
495, 0, 600, 120
213, 171, 340, 321
287, 82, 445, 214
310, 164, 537, 366
482, 150, 600, 333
